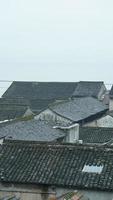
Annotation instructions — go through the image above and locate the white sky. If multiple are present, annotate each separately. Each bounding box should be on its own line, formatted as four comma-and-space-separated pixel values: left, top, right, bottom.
0, 0, 113, 95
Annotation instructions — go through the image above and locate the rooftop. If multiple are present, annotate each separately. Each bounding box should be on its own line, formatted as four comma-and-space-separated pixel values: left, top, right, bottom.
0, 98, 31, 121
0, 118, 113, 144
72, 81, 105, 98
80, 127, 113, 144
49, 97, 108, 122
0, 97, 55, 117
0, 141, 113, 191
0, 119, 65, 141
2, 81, 105, 100
2, 81, 78, 100
0, 106, 28, 121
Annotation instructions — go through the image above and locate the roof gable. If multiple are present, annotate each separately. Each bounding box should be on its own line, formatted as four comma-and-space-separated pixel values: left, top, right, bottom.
49, 97, 108, 122
72, 81, 105, 98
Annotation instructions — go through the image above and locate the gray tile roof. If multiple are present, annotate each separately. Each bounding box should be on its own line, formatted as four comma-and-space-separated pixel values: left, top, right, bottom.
2, 81, 105, 100
0, 119, 65, 141
72, 81, 105, 98
0, 98, 30, 121
1, 141, 113, 191
1, 118, 113, 145
29, 99, 55, 113
80, 127, 113, 144
49, 97, 108, 122
2, 81, 78, 100
0, 98, 29, 106
0, 98, 55, 117
0, 106, 28, 121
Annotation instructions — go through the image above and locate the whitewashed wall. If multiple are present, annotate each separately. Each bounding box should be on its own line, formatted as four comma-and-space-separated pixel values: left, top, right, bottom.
109, 99, 113, 111
35, 109, 71, 125
98, 84, 107, 100
0, 183, 50, 200
84, 115, 113, 128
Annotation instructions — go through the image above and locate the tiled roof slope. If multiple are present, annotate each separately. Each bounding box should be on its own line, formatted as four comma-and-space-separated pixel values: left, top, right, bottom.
30, 99, 55, 113
1, 119, 113, 144
0, 98, 29, 106
2, 81, 105, 100
109, 85, 113, 98
0, 141, 113, 191
0, 98, 30, 121
72, 81, 105, 98
0, 107, 28, 121
0, 98, 54, 116
49, 97, 108, 122
80, 127, 113, 144
0, 119, 65, 141
2, 81, 78, 100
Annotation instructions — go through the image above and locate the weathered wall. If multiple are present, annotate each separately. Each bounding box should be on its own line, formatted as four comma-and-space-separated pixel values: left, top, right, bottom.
97, 115, 113, 127
83, 115, 113, 128
81, 190, 113, 200
109, 99, 113, 111
0, 183, 113, 200
35, 109, 71, 125
98, 84, 106, 100
0, 183, 50, 200
55, 187, 113, 200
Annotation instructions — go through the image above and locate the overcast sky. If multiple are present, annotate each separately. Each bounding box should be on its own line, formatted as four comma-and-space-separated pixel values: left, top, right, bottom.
0, 0, 113, 95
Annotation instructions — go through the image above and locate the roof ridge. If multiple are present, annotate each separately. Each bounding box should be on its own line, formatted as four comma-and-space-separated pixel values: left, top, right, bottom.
3, 140, 113, 151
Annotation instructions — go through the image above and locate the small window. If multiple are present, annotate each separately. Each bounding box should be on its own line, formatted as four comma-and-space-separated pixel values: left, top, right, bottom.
82, 165, 103, 174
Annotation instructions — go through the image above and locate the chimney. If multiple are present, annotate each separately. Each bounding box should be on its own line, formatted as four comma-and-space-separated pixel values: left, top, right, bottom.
53, 123, 80, 143
66, 123, 79, 143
